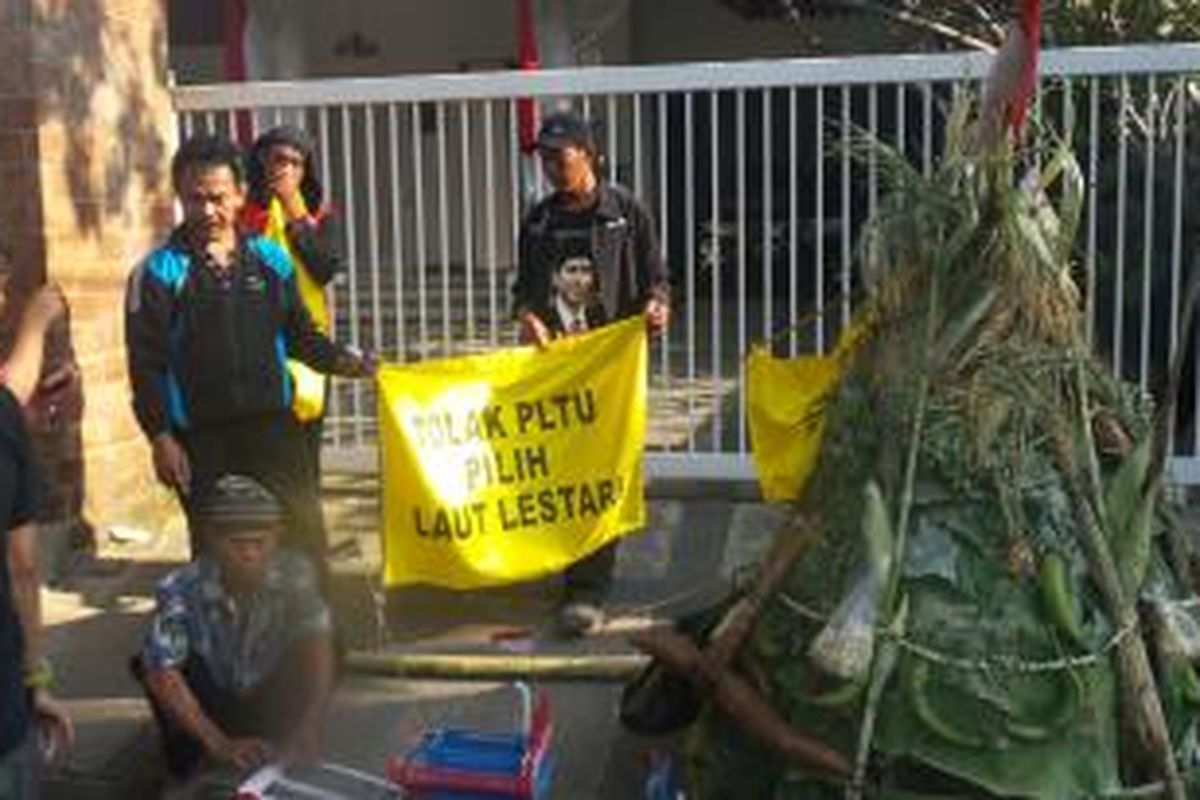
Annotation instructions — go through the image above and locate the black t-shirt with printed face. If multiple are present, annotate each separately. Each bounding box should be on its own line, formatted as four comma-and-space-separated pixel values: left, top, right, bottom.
0, 387, 41, 757
546, 204, 603, 333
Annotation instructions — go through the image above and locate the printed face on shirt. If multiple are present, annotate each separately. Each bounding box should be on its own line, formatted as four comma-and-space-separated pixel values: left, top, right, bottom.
552, 255, 597, 310
176, 163, 246, 248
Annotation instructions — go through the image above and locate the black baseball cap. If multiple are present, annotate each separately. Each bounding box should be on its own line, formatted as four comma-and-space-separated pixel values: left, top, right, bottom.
536, 112, 596, 152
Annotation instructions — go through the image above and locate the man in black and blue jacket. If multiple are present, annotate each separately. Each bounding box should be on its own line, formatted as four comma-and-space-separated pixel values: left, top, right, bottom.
125, 135, 373, 565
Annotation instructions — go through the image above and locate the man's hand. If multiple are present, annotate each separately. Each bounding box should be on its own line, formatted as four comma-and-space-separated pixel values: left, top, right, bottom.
33, 689, 74, 765
270, 168, 307, 220
645, 297, 670, 337
337, 347, 378, 379
151, 432, 191, 495
25, 285, 66, 333
519, 312, 551, 349
212, 736, 274, 771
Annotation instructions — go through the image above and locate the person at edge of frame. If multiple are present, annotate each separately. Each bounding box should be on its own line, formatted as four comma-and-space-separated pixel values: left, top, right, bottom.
0, 264, 75, 799
512, 110, 671, 637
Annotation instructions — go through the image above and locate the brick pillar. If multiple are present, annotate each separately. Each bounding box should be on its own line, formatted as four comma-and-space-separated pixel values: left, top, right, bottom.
0, 0, 179, 570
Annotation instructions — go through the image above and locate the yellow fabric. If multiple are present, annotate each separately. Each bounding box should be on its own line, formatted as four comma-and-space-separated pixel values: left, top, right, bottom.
378, 316, 648, 589
746, 322, 867, 502
265, 197, 328, 422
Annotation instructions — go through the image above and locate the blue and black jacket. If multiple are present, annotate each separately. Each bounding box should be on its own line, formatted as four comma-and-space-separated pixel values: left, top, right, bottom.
125, 229, 349, 436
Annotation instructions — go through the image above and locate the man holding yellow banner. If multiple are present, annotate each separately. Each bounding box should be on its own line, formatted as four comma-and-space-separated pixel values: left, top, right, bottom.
514, 111, 669, 634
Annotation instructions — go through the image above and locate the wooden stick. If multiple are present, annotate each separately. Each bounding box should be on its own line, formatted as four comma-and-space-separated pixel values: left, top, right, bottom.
630, 627, 850, 778
704, 513, 821, 669
1052, 434, 1185, 800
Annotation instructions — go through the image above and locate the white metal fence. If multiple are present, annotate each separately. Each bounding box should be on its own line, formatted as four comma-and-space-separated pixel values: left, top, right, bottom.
172, 44, 1200, 483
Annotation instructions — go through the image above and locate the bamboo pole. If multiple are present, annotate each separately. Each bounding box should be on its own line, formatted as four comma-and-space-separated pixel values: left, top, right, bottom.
1052, 432, 1185, 800
345, 650, 648, 682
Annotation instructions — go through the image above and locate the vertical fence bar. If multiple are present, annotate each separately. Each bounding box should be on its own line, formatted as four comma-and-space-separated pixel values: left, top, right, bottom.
460, 101, 475, 345
1171, 78, 1186, 451
436, 102, 452, 354
181, 112, 194, 139
533, 98, 547, 195
1115, 75, 1129, 379
510, 99, 522, 345
685, 92, 696, 452
607, 94, 618, 184
339, 105, 362, 443
735, 89, 746, 453
896, 84, 906, 155
763, 88, 773, 347
788, 87, 798, 358
868, 83, 878, 221
1062, 76, 1075, 140
1058, 76, 1073, 207
658, 93, 671, 436
1033, 77, 1044, 172
633, 94, 644, 198
816, 86, 826, 355
922, 82, 933, 179
841, 85, 852, 329
484, 100, 499, 347
317, 107, 338, 446
365, 105, 383, 366
1140, 76, 1156, 392
711, 90, 723, 451
387, 103, 406, 361
1086, 78, 1099, 346
412, 103, 428, 356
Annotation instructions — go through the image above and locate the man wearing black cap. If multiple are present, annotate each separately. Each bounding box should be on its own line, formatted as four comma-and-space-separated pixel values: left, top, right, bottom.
513, 111, 670, 636
135, 474, 335, 781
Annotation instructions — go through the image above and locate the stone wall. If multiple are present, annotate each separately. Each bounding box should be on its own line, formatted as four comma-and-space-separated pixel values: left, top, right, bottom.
0, 0, 180, 570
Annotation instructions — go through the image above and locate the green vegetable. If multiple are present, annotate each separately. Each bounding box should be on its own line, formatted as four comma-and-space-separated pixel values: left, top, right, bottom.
909, 659, 986, 749
1003, 669, 1082, 742
1038, 552, 1085, 648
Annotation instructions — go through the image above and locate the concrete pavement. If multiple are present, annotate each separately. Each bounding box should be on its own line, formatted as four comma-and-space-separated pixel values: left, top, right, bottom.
35, 479, 783, 798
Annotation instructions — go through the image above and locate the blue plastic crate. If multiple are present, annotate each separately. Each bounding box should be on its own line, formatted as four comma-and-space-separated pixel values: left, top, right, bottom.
389, 684, 553, 800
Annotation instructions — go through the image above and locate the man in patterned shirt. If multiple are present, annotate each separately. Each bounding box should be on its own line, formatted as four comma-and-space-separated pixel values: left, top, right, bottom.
134, 474, 334, 780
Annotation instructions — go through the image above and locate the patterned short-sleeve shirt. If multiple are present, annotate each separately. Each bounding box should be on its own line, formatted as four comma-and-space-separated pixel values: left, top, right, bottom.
142, 549, 331, 693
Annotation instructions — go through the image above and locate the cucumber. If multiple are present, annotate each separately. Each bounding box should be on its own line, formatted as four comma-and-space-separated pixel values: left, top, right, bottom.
908, 659, 986, 749
1038, 552, 1085, 648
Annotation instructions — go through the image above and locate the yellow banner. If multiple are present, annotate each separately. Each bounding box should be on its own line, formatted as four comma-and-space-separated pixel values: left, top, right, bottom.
378, 317, 648, 588
265, 197, 329, 422
747, 322, 867, 502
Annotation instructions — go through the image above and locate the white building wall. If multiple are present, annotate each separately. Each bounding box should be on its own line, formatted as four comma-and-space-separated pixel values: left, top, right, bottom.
630, 1, 918, 64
